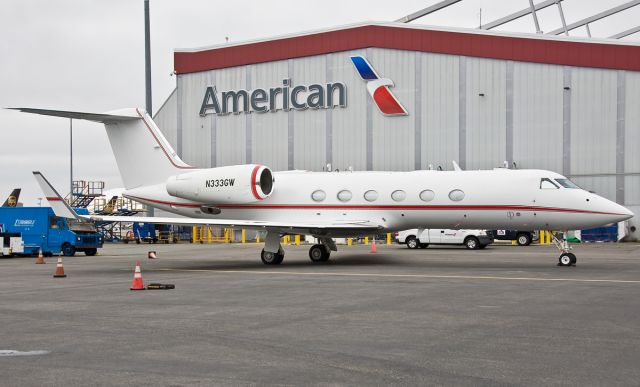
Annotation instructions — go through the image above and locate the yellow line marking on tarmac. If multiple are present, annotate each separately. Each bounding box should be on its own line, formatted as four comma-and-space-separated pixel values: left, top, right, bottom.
155, 269, 640, 284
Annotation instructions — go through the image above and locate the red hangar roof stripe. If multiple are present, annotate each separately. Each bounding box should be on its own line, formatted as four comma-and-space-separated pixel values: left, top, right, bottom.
174, 23, 640, 75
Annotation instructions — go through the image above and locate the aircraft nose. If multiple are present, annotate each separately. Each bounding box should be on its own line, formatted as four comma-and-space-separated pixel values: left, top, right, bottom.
608, 201, 634, 222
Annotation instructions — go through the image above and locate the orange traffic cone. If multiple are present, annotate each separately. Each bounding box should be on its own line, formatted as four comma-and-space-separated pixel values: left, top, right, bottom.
370, 239, 377, 253
148, 251, 157, 259
130, 261, 145, 291
35, 247, 45, 264
53, 257, 66, 278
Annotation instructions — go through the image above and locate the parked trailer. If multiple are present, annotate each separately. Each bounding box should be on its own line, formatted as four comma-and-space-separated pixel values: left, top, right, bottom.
0, 207, 103, 256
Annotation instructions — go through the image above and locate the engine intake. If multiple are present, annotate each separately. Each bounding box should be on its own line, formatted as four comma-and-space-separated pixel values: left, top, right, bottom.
166, 164, 273, 204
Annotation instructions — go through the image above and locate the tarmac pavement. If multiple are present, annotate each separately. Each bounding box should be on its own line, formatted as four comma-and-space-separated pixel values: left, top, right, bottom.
1, 242, 639, 386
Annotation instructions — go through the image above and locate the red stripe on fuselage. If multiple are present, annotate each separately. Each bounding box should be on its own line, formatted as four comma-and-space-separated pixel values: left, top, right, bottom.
125, 195, 625, 216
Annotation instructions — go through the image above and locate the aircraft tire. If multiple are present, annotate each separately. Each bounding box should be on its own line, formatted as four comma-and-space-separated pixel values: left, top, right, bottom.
558, 253, 576, 266
406, 236, 419, 249
309, 244, 329, 262
261, 249, 283, 265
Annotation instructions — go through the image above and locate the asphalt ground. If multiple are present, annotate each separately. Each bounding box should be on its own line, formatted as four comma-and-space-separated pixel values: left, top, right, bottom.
1, 242, 639, 386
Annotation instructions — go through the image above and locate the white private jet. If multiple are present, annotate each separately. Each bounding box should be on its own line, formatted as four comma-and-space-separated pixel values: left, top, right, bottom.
13, 107, 633, 266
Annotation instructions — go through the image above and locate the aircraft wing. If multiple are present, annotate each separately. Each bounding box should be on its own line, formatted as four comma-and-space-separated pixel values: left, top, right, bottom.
84, 214, 382, 234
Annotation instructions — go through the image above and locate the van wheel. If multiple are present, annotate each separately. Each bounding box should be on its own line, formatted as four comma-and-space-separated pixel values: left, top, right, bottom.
62, 243, 76, 257
516, 233, 532, 246
406, 236, 419, 249
465, 237, 480, 250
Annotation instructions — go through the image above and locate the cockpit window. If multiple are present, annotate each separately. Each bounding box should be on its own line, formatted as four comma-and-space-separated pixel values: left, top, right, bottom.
540, 178, 559, 189
555, 178, 580, 189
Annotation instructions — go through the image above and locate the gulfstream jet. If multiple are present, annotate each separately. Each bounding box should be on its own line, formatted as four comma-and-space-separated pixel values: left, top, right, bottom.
13, 107, 633, 266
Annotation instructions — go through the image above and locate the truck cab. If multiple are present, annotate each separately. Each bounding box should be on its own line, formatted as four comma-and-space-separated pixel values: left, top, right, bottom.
395, 229, 494, 250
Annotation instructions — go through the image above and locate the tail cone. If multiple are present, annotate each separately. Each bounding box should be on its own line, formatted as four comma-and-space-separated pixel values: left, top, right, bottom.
53, 257, 66, 278
130, 261, 145, 291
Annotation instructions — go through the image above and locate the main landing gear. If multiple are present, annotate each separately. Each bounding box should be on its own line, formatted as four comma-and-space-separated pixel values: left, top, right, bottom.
259, 232, 337, 265
308, 237, 336, 263
261, 231, 284, 265
551, 231, 577, 267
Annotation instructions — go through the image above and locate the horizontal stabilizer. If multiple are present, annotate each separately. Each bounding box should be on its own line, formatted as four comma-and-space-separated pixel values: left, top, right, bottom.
7, 108, 140, 123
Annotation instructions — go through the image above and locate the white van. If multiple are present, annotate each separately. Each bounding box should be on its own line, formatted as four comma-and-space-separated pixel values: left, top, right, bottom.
395, 229, 494, 250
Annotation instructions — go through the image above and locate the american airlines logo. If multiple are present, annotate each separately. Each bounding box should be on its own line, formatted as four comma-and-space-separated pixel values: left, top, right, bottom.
350, 56, 408, 116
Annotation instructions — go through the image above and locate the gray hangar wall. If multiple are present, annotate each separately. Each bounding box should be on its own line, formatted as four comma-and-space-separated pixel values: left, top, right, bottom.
154, 48, 640, 213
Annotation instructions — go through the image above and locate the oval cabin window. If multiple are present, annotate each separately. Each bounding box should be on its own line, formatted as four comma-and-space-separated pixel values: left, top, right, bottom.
391, 190, 406, 202
364, 190, 378, 202
311, 190, 326, 202
337, 190, 352, 202
448, 189, 465, 202
419, 190, 435, 202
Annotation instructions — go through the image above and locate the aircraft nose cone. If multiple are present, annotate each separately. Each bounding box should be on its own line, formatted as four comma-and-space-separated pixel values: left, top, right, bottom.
611, 202, 634, 222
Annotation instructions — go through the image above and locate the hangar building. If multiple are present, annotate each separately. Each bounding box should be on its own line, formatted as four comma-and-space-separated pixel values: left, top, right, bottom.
154, 22, 640, 238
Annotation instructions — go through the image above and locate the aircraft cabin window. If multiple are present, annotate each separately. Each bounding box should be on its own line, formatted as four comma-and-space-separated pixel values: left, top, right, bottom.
391, 190, 406, 202
419, 189, 435, 202
364, 190, 378, 202
448, 189, 465, 201
337, 190, 352, 202
540, 178, 559, 189
555, 178, 580, 189
311, 190, 326, 202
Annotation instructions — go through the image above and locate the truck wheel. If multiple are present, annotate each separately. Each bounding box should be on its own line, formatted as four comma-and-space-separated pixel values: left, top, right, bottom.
516, 233, 532, 246
406, 236, 419, 249
62, 243, 76, 257
85, 248, 97, 256
465, 237, 480, 250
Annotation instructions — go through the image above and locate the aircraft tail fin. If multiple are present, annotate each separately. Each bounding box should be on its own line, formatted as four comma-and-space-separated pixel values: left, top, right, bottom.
10, 107, 196, 189
2, 188, 21, 207
32, 172, 79, 219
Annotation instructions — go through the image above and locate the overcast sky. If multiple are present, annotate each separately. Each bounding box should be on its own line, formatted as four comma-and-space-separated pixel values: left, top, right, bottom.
1, 0, 638, 205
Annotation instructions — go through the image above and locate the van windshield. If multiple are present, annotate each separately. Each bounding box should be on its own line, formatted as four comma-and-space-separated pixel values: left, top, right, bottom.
555, 178, 580, 189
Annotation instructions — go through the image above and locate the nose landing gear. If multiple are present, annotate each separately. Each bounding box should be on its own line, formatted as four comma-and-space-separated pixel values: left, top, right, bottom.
551, 231, 577, 266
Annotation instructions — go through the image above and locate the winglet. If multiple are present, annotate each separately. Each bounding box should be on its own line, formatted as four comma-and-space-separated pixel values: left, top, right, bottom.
32, 172, 79, 219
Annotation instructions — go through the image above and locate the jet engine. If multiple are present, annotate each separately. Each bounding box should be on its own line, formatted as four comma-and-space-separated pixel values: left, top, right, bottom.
166, 164, 273, 204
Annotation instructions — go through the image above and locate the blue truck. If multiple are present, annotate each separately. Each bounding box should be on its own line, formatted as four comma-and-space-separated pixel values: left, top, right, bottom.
0, 207, 103, 256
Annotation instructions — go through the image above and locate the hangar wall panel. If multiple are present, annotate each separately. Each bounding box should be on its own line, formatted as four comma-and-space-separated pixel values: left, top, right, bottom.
570, 68, 617, 175
153, 89, 177, 149
370, 49, 415, 171
513, 63, 563, 171
420, 53, 459, 170
465, 58, 506, 170
179, 72, 213, 167
249, 60, 289, 170
166, 46, 637, 210
625, 72, 640, 176
212, 67, 247, 167
292, 56, 327, 171
329, 50, 367, 171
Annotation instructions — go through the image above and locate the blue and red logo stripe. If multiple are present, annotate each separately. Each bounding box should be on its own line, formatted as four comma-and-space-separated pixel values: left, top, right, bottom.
350, 56, 408, 116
